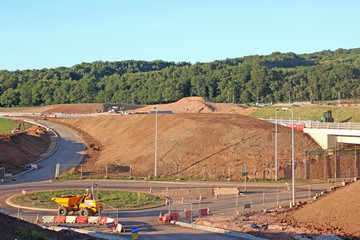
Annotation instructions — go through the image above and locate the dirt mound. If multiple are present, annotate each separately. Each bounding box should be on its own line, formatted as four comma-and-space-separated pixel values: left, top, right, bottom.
0, 211, 97, 240
134, 97, 253, 114
0, 125, 51, 174
289, 180, 360, 237
53, 113, 320, 179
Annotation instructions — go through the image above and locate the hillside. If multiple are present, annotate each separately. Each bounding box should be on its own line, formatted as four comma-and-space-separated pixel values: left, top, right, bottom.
53, 112, 320, 179
2, 48, 360, 108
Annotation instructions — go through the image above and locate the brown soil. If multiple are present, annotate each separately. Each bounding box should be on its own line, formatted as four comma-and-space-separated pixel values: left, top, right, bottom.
288, 180, 360, 238
0, 211, 97, 240
1, 97, 359, 238
51, 113, 319, 179
0, 125, 51, 174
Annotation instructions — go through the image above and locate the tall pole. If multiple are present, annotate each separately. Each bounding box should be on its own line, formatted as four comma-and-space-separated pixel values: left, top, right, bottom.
282, 108, 295, 206
291, 109, 294, 206
275, 108, 279, 181
154, 106, 158, 177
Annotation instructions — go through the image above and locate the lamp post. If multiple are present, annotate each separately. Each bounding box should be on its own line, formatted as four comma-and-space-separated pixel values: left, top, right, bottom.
154, 106, 158, 177
282, 107, 295, 206
275, 108, 279, 181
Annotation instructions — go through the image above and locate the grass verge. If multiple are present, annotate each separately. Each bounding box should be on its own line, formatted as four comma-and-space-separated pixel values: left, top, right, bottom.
11, 189, 163, 210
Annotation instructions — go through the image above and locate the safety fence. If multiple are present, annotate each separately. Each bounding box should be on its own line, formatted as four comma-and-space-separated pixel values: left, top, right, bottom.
55, 157, 359, 181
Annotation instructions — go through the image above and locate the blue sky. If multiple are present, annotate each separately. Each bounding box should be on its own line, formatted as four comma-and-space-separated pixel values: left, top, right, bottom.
1, 0, 359, 70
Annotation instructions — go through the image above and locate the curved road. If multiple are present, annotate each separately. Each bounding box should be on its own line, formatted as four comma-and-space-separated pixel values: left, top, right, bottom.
0, 119, 332, 240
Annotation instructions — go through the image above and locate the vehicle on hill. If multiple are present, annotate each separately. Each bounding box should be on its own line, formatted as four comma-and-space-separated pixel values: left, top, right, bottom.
320, 110, 334, 122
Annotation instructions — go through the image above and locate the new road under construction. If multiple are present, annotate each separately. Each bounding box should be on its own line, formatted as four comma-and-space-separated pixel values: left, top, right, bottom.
1, 98, 360, 239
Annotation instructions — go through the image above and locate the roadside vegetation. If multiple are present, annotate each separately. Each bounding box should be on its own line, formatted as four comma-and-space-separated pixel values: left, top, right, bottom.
11, 189, 163, 210
249, 105, 360, 122
0, 118, 32, 133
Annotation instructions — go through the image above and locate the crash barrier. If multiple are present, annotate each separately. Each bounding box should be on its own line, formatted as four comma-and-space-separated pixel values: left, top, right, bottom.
40, 215, 125, 232
41, 216, 118, 225
161, 207, 210, 222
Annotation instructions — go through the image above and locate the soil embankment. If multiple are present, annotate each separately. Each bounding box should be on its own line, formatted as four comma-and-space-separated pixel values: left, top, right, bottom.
0, 125, 51, 174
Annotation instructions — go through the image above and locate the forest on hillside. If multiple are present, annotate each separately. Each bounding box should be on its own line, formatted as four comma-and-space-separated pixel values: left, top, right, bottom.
1, 48, 360, 107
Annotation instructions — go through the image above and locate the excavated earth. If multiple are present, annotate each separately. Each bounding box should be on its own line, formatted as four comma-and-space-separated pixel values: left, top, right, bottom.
1, 97, 359, 239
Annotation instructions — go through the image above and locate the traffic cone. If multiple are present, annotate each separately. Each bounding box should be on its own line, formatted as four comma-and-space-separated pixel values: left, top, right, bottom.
149, 187, 153, 193
158, 212, 163, 222
1, 178, 3, 184
21, 215, 24, 220
215, 192, 219, 199
36, 214, 39, 223
181, 196, 184, 203
237, 189, 240, 196
163, 214, 169, 223
199, 194, 203, 201
165, 198, 169, 206
207, 206, 210, 214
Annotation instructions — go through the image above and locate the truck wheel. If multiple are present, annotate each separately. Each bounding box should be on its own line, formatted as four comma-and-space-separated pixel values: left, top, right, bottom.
58, 207, 68, 216
79, 208, 90, 216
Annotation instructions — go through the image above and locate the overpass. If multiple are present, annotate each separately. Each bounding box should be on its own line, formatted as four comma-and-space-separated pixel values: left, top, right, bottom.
304, 121, 360, 149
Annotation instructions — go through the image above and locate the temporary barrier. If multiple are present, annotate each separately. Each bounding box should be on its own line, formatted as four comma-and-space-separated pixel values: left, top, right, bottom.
42, 216, 54, 223
76, 216, 88, 224
54, 216, 66, 223
116, 223, 125, 233
65, 216, 77, 223
88, 216, 99, 224
170, 212, 179, 220
98, 217, 108, 225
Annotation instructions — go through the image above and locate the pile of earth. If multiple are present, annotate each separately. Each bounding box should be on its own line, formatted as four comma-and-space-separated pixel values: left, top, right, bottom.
196, 180, 360, 239
52, 113, 320, 179
0, 97, 254, 115
0, 125, 51, 174
0, 211, 97, 240
134, 96, 254, 115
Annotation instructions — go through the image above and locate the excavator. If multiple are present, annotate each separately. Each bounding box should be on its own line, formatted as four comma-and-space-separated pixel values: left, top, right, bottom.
51, 183, 103, 216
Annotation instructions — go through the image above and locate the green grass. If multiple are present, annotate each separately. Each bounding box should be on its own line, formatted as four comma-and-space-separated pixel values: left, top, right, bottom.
249, 105, 360, 122
0, 118, 32, 134
11, 189, 163, 210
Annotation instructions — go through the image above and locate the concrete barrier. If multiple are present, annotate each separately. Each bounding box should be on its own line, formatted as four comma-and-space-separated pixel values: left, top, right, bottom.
163, 188, 213, 197
214, 187, 238, 195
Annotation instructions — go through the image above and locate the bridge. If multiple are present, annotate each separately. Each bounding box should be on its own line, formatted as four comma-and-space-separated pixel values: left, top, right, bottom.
304, 121, 360, 149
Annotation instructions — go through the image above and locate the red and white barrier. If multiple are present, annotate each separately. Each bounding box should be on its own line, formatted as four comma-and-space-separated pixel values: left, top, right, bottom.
40, 216, 116, 225
159, 207, 210, 222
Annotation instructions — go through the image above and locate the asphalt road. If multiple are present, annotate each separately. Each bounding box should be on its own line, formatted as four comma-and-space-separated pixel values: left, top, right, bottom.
0, 119, 333, 239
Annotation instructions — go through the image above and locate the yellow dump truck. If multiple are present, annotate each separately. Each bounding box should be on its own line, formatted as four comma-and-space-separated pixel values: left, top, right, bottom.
51, 183, 103, 216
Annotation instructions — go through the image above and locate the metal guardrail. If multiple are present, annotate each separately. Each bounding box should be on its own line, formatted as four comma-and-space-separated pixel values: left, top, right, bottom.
305, 121, 360, 130
264, 118, 360, 131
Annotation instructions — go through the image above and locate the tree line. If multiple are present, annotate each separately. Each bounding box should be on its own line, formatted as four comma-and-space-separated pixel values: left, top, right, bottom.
1, 48, 360, 107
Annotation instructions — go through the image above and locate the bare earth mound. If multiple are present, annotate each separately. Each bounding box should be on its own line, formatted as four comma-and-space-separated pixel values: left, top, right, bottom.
53, 113, 320, 179
135, 96, 254, 114
289, 180, 360, 238
0, 125, 51, 174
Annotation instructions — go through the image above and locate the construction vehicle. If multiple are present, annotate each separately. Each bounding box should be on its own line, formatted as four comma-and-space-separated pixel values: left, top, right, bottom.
51, 183, 103, 216
320, 110, 334, 122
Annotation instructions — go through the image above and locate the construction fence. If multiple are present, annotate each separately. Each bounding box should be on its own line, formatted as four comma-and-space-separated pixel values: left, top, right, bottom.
56, 153, 359, 182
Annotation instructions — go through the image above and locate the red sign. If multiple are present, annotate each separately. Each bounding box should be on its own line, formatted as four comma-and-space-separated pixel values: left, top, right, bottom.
106, 221, 116, 228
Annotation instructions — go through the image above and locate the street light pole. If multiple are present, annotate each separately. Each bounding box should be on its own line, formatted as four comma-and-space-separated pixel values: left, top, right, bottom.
282, 107, 295, 206
154, 106, 158, 177
275, 108, 279, 181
